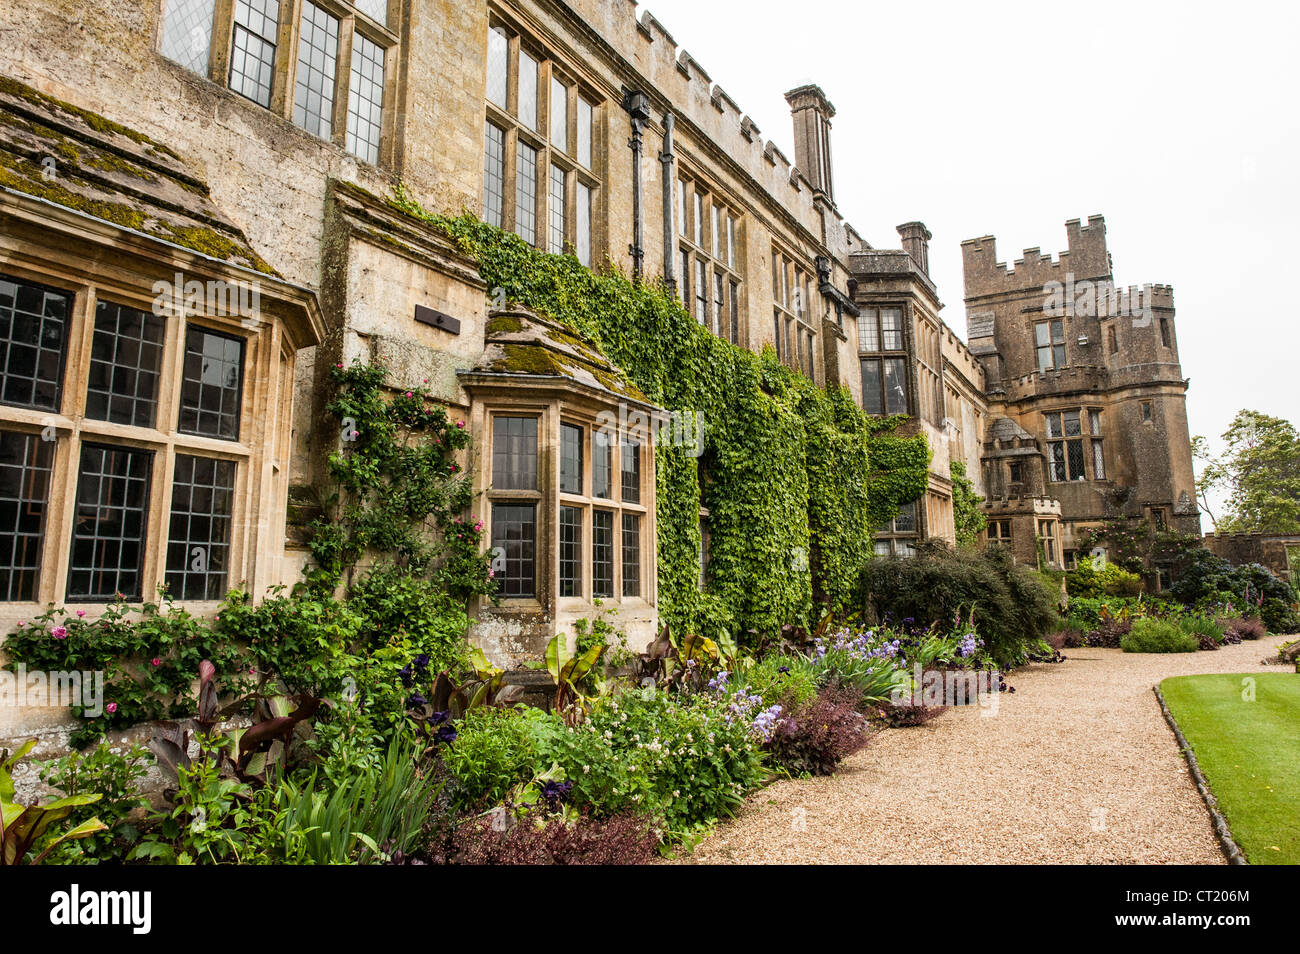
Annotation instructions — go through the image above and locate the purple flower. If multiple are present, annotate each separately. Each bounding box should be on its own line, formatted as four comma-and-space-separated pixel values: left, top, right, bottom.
406, 693, 427, 709
435, 725, 457, 744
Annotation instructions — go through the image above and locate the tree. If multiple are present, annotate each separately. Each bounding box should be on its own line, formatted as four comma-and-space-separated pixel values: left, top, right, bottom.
1194, 410, 1300, 534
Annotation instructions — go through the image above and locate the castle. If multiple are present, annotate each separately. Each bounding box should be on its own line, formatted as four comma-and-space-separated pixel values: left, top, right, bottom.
0, 0, 1198, 739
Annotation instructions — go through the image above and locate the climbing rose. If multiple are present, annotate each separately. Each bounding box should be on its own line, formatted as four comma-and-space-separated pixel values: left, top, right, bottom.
51, 626, 67, 639
105, 703, 117, 714
151, 658, 162, 667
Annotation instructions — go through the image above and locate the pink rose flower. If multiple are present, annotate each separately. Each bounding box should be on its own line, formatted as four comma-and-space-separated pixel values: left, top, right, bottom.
105, 702, 117, 714
52, 626, 68, 639
76, 610, 86, 618
405, 391, 413, 398
151, 658, 162, 667
456, 421, 465, 429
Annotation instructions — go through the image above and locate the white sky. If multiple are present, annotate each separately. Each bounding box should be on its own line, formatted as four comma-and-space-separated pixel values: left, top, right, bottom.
641, 0, 1300, 524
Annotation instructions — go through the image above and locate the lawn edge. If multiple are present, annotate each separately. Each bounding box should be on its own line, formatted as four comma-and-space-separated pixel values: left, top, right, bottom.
1153, 682, 1247, 865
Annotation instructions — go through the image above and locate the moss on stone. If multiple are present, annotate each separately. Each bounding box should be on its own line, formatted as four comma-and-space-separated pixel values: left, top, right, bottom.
158, 223, 277, 276
0, 75, 181, 159
0, 151, 149, 230
485, 313, 524, 335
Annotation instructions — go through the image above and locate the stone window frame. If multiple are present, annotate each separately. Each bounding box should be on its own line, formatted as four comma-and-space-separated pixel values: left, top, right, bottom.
483, 17, 603, 267
770, 244, 818, 379
677, 171, 743, 346
1034, 317, 1067, 371
1044, 406, 1105, 483
0, 263, 290, 610
1036, 518, 1059, 567
155, 0, 401, 168
987, 519, 1012, 545
477, 394, 655, 616
856, 303, 909, 416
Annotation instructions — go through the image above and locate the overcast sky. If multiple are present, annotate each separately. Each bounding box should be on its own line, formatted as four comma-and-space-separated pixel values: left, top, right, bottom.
642, 0, 1298, 525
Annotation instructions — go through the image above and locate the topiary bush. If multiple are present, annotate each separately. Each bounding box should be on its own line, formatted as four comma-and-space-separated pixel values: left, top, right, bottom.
856, 541, 1059, 666
1120, 619, 1198, 653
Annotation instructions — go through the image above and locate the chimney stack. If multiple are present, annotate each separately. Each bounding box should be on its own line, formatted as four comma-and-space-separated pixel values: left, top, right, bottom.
784, 84, 836, 202
897, 221, 932, 276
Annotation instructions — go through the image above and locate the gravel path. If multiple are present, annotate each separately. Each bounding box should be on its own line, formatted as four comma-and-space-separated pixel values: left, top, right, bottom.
685, 635, 1293, 864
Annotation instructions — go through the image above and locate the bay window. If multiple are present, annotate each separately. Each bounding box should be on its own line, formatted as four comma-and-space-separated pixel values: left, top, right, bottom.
1046, 407, 1104, 482
0, 265, 290, 607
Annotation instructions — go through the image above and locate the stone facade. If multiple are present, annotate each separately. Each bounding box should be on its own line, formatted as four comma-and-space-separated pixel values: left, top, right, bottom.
1204, 532, 1298, 584
962, 216, 1201, 568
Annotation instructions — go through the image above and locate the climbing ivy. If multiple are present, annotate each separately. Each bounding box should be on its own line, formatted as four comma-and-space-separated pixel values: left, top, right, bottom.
308, 362, 495, 604
950, 460, 988, 548
390, 190, 930, 645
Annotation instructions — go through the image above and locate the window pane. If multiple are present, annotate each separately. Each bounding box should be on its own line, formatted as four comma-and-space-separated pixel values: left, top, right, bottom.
1045, 413, 1063, 438
1035, 322, 1051, 347
880, 308, 903, 350
0, 274, 70, 411
1089, 409, 1101, 434
515, 140, 537, 243
694, 259, 707, 325
1051, 319, 1065, 343
894, 501, 916, 532
1050, 442, 1066, 481
593, 430, 612, 499
486, 26, 508, 108
620, 440, 640, 504
490, 503, 535, 598
178, 327, 244, 440
1053, 343, 1066, 367
229, 0, 280, 108
693, 192, 703, 246
711, 205, 720, 258
0, 430, 54, 601
884, 357, 907, 414
621, 513, 640, 598
67, 443, 152, 602
677, 249, 690, 307
85, 301, 164, 429
729, 280, 739, 345
518, 50, 538, 130
677, 179, 686, 237
713, 272, 724, 338
166, 454, 235, 600
576, 182, 592, 266
160, 0, 215, 75
592, 509, 613, 598
483, 121, 505, 227
293, 2, 339, 139
727, 215, 736, 268
1064, 410, 1081, 436
560, 422, 583, 494
1067, 439, 1086, 480
353, 0, 386, 24
346, 32, 385, 164
576, 96, 593, 168
873, 540, 891, 556
1037, 345, 1053, 372
559, 504, 582, 598
861, 358, 882, 415
1092, 440, 1106, 480
857, 309, 879, 352
549, 164, 566, 253
550, 76, 568, 150
491, 416, 537, 490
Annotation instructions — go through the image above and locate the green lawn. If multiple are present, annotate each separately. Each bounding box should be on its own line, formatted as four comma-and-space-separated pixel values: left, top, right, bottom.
1161, 673, 1300, 865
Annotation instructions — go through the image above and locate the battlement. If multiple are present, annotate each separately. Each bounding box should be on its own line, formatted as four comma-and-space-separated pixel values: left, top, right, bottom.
962, 215, 1112, 299
554, 0, 860, 258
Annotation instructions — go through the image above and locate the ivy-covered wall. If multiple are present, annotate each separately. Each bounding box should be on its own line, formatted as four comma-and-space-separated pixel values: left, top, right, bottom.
392, 195, 930, 647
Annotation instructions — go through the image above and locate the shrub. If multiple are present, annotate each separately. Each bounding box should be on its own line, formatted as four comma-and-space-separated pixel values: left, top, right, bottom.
1120, 619, 1198, 654
857, 542, 1059, 666
739, 654, 820, 711
767, 688, 871, 776
450, 811, 659, 865
1222, 615, 1266, 641
1169, 549, 1300, 634
1066, 557, 1144, 598
1177, 614, 1225, 651
33, 742, 152, 864
440, 708, 539, 813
